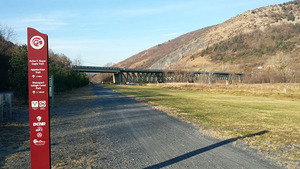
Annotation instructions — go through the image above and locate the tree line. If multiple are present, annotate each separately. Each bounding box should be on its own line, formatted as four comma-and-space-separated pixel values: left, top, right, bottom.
194, 23, 300, 83
0, 27, 89, 103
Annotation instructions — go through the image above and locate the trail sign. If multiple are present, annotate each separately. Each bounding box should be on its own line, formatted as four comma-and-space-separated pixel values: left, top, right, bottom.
27, 28, 50, 169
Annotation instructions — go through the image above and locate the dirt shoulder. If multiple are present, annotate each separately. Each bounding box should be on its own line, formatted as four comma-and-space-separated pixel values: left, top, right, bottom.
0, 85, 110, 168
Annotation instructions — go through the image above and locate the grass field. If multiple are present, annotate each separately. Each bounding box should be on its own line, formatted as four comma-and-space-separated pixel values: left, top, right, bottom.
104, 83, 300, 168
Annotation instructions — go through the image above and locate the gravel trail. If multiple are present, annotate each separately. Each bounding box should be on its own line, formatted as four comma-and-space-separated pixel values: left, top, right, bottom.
0, 85, 282, 168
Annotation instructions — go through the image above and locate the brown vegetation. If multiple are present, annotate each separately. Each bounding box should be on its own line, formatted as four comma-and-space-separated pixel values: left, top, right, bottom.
196, 24, 300, 63
114, 26, 214, 69
114, 0, 300, 84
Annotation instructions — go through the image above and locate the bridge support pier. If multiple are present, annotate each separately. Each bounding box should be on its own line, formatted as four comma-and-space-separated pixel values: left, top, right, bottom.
113, 73, 122, 84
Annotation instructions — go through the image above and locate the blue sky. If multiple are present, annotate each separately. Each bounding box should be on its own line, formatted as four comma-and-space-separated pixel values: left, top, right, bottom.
1, 0, 291, 66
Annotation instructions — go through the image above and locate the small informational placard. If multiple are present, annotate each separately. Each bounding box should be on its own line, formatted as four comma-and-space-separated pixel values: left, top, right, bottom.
27, 27, 50, 169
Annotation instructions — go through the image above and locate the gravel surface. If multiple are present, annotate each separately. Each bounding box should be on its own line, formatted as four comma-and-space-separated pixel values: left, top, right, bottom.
0, 85, 283, 168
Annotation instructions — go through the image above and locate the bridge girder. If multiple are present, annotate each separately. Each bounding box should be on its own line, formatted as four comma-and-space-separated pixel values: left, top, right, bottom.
72, 66, 244, 84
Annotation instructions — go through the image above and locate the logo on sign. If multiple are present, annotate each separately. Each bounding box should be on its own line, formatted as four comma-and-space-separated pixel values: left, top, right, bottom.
36, 127, 43, 132
37, 132, 43, 138
30, 36, 44, 49
32, 101, 38, 108
33, 139, 46, 146
36, 116, 42, 121
33, 122, 46, 126
39, 101, 46, 108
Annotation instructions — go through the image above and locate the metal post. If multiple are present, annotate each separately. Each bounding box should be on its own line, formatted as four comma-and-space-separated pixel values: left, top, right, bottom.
0, 94, 3, 121
209, 72, 212, 84
6, 94, 12, 119
50, 75, 54, 108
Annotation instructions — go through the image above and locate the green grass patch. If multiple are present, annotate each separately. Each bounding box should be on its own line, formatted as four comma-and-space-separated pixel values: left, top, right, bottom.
104, 84, 300, 165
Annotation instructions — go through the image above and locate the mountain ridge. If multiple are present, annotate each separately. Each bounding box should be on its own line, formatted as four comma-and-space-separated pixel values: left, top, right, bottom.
116, 0, 300, 79
114, 26, 215, 69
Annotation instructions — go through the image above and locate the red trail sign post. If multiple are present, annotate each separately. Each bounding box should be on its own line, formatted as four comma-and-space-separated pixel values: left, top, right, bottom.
27, 28, 51, 169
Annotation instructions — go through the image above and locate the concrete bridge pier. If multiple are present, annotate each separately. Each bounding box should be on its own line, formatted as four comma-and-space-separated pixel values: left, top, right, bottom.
113, 73, 122, 84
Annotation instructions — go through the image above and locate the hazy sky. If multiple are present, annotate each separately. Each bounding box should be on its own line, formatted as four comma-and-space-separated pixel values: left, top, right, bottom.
1, 0, 291, 66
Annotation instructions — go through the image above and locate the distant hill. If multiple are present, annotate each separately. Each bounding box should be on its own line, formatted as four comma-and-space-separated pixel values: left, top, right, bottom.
114, 26, 214, 69
113, 0, 300, 83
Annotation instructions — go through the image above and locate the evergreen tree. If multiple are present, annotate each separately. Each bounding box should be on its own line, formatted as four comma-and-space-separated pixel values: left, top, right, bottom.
9, 45, 28, 103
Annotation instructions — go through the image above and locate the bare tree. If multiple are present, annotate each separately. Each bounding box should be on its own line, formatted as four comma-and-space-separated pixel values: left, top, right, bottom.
0, 25, 15, 41
73, 56, 82, 66
104, 62, 115, 67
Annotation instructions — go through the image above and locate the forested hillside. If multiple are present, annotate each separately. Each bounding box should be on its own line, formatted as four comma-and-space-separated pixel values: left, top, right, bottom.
0, 27, 89, 103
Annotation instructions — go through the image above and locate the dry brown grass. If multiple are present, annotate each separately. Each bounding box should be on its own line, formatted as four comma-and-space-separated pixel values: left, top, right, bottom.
148, 82, 300, 99
107, 83, 300, 168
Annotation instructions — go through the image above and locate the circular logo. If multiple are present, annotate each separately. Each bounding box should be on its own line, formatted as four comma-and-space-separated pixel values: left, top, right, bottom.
37, 132, 43, 138
30, 36, 44, 49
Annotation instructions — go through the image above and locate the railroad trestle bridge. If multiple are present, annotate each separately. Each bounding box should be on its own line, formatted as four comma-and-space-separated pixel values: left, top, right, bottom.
72, 66, 244, 84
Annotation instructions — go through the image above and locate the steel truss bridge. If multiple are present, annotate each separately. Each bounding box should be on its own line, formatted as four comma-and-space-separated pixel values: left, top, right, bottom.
72, 66, 244, 84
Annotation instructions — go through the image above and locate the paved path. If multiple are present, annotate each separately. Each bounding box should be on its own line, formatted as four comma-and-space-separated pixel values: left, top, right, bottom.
0, 85, 282, 168
92, 85, 280, 169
